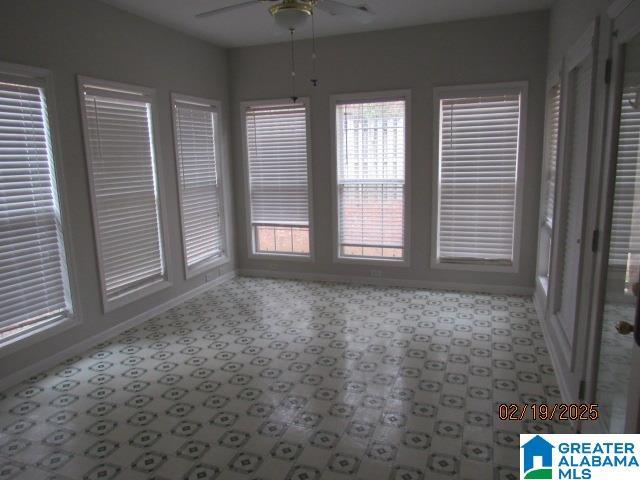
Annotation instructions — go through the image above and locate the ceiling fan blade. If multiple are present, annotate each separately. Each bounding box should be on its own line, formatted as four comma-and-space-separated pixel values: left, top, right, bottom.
316, 0, 375, 24
196, 0, 260, 18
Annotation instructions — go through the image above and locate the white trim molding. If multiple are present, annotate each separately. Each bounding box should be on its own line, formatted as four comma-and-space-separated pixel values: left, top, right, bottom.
0, 271, 237, 392
170, 93, 232, 279
0, 61, 81, 357
77, 75, 173, 313
239, 97, 316, 262
239, 269, 534, 295
431, 81, 528, 273
329, 89, 412, 267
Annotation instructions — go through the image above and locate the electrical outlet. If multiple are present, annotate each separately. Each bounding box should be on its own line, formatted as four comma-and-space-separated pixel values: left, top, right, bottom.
370, 269, 382, 278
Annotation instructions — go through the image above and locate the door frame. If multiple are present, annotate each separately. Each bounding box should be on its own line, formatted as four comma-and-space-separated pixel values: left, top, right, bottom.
538, 21, 600, 415
583, 0, 640, 434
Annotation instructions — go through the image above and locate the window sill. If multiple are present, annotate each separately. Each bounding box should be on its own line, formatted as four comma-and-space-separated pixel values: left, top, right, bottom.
103, 277, 172, 313
249, 251, 314, 262
185, 255, 230, 279
334, 255, 409, 267
0, 315, 80, 359
431, 258, 518, 273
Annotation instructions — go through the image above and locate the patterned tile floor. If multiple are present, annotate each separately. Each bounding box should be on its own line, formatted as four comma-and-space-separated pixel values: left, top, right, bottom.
596, 302, 636, 433
0, 277, 571, 480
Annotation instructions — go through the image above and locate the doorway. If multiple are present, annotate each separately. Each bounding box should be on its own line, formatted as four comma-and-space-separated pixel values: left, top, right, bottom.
590, 0, 640, 434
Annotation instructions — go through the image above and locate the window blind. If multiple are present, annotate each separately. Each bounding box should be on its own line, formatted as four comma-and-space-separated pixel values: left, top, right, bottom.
544, 84, 562, 227
245, 101, 310, 255
0, 78, 71, 333
610, 79, 640, 267
336, 100, 406, 259
437, 91, 522, 264
80, 82, 165, 301
173, 99, 225, 270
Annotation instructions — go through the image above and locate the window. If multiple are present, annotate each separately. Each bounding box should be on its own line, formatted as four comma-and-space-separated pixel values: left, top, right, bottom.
543, 83, 562, 227
0, 66, 73, 341
610, 77, 640, 267
78, 77, 168, 310
334, 94, 408, 261
537, 81, 562, 288
243, 99, 312, 257
172, 94, 228, 276
434, 83, 526, 269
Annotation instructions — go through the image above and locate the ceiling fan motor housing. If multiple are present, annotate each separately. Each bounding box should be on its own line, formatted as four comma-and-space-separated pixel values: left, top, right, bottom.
270, 0, 315, 30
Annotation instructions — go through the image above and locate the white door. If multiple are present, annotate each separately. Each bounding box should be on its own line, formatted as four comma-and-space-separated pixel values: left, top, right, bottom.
589, 0, 640, 433
545, 22, 598, 401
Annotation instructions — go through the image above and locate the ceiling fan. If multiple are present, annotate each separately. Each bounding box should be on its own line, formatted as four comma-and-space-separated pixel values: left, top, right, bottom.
196, 1, 374, 100
195, 0, 375, 27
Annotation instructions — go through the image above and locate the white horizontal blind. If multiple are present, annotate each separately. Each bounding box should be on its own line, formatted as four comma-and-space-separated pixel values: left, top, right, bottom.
245, 101, 310, 254
610, 79, 640, 266
0, 79, 71, 332
336, 100, 405, 259
544, 84, 562, 226
174, 100, 225, 269
80, 83, 165, 300
437, 91, 522, 263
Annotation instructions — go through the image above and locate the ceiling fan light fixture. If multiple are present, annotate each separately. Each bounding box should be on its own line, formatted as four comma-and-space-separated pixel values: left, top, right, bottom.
270, 0, 314, 30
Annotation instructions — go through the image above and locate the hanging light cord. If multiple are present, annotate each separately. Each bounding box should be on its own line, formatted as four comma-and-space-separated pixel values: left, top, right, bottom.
289, 28, 297, 103
311, 12, 318, 87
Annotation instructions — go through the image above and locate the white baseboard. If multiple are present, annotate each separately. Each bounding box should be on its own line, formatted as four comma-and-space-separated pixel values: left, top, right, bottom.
239, 269, 534, 295
0, 270, 237, 392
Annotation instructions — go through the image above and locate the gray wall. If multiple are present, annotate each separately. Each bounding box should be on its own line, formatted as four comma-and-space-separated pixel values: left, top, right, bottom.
0, 0, 233, 380
547, 0, 611, 71
228, 11, 550, 291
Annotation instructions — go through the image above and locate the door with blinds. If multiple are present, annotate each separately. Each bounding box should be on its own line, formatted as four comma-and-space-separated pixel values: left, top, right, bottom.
547, 24, 597, 382
78, 77, 168, 311
243, 99, 312, 257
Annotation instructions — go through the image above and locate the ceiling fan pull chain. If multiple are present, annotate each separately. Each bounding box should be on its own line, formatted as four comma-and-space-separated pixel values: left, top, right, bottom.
289, 28, 298, 103
311, 11, 318, 87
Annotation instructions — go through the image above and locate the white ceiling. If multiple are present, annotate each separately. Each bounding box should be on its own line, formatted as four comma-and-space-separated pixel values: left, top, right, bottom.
100, 0, 554, 48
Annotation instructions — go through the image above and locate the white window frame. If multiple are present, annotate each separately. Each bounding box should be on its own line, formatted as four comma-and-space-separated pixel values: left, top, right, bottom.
240, 97, 315, 262
547, 23, 597, 322
77, 76, 172, 312
536, 65, 565, 296
431, 82, 528, 273
171, 93, 231, 278
330, 90, 412, 267
0, 61, 80, 356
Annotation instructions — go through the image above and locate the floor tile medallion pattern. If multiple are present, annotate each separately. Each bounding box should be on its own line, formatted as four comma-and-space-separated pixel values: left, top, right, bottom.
0, 277, 570, 479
